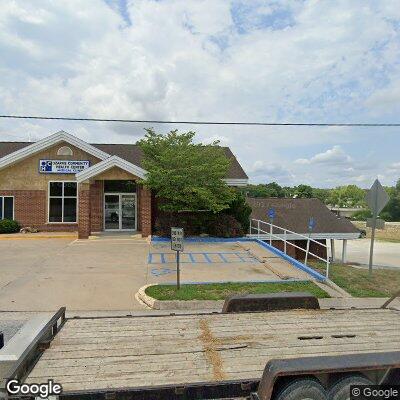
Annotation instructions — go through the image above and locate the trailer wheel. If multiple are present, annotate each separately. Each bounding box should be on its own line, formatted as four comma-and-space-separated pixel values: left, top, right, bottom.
328, 375, 373, 400
275, 378, 327, 400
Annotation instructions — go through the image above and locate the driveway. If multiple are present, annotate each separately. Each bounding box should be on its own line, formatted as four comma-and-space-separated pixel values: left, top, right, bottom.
0, 237, 149, 311
334, 238, 400, 269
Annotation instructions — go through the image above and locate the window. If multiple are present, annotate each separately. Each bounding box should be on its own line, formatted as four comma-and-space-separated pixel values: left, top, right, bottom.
57, 146, 73, 156
0, 197, 14, 220
49, 182, 77, 223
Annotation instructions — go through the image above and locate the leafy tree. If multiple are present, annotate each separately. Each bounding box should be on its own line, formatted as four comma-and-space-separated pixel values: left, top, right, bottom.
223, 191, 252, 232
240, 184, 269, 198
138, 128, 235, 212
264, 182, 284, 197
312, 188, 331, 204
328, 185, 365, 207
380, 179, 400, 221
295, 184, 314, 198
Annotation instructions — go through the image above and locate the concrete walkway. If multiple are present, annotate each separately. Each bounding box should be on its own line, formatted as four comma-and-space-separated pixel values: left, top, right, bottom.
0, 237, 149, 312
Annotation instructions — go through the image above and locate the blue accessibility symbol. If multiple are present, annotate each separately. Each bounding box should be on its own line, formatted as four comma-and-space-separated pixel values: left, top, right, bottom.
268, 208, 275, 219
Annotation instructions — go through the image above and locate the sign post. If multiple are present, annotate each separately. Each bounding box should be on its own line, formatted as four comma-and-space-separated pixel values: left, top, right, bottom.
365, 179, 389, 274
304, 217, 315, 266
171, 227, 184, 290
267, 208, 275, 245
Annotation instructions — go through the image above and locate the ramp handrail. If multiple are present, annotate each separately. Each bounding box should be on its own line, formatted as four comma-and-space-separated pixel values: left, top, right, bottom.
249, 218, 330, 278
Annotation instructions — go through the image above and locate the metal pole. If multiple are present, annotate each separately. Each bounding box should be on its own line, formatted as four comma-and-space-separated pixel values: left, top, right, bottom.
342, 239, 347, 264
368, 219, 376, 275
249, 219, 252, 235
368, 189, 379, 275
304, 233, 311, 266
269, 222, 272, 245
330, 239, 335, 262
257, 220, 260, 238
176, 250, 180, 290
284, 230, 287, 254
326, 260, 330, 279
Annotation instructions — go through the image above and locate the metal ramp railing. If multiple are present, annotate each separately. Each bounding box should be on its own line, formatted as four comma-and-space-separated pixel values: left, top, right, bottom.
249, 218, 330, 279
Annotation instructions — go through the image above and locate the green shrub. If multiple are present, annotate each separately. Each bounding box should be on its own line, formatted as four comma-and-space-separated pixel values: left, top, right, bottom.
0, 219, 20, 234
154, 212, 243, 238
351, 210, 372, 221
209, 214, 243, 237
223, 192, 252, 233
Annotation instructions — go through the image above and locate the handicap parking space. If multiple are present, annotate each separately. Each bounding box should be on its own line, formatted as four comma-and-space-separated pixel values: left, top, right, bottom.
147, 241, 282, 284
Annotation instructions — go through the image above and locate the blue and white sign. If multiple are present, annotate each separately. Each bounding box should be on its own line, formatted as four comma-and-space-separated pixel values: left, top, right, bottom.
267, 207, 276, 219
308, 217, 316, 231
39, 160, 90, 174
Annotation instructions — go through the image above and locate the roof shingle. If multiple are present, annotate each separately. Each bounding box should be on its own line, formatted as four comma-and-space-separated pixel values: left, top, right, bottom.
247, 197, 359, 234
0, 141, 248, 180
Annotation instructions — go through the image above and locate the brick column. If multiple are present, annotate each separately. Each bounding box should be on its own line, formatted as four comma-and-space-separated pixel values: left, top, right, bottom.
140, 185, 152, 237
78, 182, 91, 239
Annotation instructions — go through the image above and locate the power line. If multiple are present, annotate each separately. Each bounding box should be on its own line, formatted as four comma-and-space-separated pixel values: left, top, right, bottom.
0, 114, 399, 127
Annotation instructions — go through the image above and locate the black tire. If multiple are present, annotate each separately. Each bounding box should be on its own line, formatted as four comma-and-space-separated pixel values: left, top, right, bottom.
328, 375, 373, 400
275, 378, 327, 400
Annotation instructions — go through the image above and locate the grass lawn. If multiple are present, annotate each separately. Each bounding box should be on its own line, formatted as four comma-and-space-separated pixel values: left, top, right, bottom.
352, 221, 400, 243
145, 281, 330, 301
312, 262, 400, 297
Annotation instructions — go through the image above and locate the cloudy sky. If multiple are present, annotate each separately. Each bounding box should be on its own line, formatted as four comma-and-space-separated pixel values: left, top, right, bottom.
0, 0, 399, 188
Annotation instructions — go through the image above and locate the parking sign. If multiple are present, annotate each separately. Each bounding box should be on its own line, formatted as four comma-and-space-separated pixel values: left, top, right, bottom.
171, 227, 184, 251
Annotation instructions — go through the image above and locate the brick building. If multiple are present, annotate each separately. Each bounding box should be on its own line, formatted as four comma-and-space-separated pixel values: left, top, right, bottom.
0, 131, 248, 239
247, 197, 361, 262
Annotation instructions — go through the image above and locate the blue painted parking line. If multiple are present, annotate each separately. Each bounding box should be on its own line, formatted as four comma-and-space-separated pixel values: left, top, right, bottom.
148, 252, 257, 264
203, 253, 212, 263
219, 253, 228, 263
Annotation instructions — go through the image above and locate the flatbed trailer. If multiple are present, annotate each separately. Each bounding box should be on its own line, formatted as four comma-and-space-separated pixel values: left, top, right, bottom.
2, 294, 400, 400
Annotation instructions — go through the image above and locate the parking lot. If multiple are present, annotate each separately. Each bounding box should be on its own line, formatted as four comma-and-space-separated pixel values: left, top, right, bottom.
147, 240, 310, 284
0, 237, 149, 312
0, 237, 310, 312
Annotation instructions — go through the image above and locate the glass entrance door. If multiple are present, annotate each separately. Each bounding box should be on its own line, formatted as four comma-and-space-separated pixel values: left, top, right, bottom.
104, 193, 136, 231
121, 194, 136, 230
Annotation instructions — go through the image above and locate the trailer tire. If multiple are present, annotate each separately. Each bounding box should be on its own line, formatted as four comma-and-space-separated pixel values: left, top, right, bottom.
274, 378, 327, 400
328, 375, 373, 400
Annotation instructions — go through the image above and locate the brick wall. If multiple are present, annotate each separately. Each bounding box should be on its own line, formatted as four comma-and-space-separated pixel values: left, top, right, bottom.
78, 184, 91, 239
139, 185, 152, 237
90, 180, 103, 232
270, 239, 327, 261
0, 190, 77, 231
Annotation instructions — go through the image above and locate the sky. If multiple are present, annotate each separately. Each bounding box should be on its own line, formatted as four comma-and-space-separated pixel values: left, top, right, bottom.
0, 0, 399, 188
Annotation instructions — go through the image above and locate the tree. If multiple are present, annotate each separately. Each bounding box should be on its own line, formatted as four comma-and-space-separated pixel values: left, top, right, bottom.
312, 188, 331, 203
380, 179, 400, 221
295, 184, 314, 198
223, 191, 252, 233
264, 182, 284, 197
328, 185, 365, 207
138, 128, 235, 212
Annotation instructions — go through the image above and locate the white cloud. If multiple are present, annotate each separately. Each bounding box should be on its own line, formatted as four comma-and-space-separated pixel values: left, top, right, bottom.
0, 0, 399, 186
295, 145, 353, 166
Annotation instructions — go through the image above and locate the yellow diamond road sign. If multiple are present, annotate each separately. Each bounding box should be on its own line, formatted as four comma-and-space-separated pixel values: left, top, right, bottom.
365, 179, 389, 216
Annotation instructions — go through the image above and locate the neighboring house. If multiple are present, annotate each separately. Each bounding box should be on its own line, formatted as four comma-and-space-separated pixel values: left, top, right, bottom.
247, 197, 360, 262
0, 131, 248, 238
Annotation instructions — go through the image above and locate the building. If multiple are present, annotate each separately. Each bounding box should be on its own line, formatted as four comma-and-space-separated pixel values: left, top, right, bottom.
0, 131, 248, 238
247, 197, 361, 262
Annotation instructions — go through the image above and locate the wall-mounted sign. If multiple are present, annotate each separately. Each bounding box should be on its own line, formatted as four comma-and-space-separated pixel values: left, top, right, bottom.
39, 160, 90, 174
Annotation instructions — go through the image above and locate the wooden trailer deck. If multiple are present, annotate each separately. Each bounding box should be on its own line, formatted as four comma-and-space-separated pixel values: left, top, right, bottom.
25, 308, 400, 393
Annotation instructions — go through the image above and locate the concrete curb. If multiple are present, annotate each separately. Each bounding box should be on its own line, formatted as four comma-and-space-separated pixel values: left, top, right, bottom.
0, 234, 77, 240
136, 285, 224, 311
